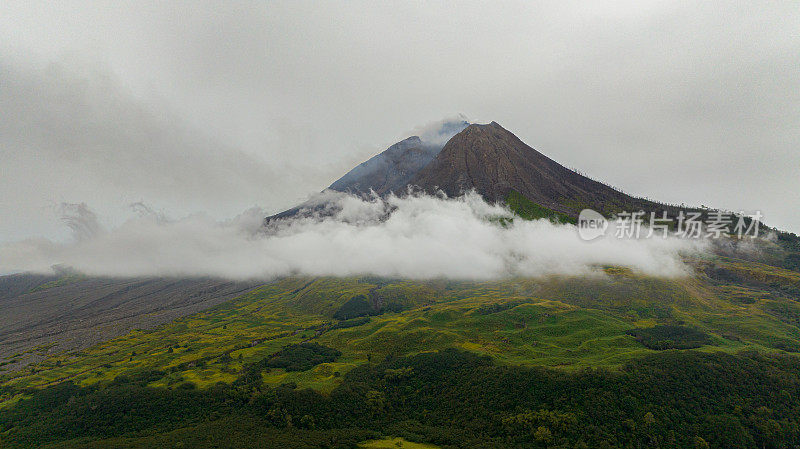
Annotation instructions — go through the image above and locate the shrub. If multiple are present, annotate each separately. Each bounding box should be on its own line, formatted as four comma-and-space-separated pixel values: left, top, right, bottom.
627, 325, 710, 350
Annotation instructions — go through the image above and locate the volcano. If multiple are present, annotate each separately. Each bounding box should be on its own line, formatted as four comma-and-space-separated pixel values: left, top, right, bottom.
268, 120, 685, 222
408, 121, 685, 217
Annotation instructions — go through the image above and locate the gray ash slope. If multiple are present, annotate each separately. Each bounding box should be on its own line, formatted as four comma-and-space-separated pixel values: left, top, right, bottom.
329, 118, 470, 196
0, 275, 259, 371
328, 136, 440, 196
267, 118, 468, 221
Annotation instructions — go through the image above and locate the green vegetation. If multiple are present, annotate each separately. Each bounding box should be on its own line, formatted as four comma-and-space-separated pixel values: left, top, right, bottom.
360, 437, 440, 448
333, 294, 374, 319
627, 325, 710, 350
2, 237, 800, 447
504, 190, 575, 224
28, 273, 84, 292
778, 232, 800, 270
473, 299, 528, 315
331, 316, 371, 330
4, 262, 800, 396
263, 343, 341, 372
2, 349, 800, 448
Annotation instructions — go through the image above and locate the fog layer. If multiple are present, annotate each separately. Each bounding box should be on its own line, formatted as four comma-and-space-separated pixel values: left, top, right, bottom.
0, 193, 703, 280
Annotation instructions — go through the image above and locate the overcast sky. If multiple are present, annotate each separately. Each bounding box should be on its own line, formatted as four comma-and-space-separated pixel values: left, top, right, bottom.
1, 1, 798, 242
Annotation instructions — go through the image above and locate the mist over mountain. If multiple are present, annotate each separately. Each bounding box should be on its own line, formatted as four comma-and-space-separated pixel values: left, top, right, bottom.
5, 115, 792, 283
328, 117, 469, 196
2, 5, 800, 448
328, 136, 436, 195
327, 120, 460, 197
0, 192, 704, 280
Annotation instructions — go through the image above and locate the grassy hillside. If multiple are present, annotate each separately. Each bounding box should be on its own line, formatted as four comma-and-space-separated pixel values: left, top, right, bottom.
505, 190, 576, 224
3, 349, 800, 448
2, 238, 800, 447
3, 257, 800, 399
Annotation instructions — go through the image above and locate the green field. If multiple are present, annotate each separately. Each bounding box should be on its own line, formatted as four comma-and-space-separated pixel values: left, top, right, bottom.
3, 254, 800, 399
360, 437, 440, 448
2, 235, 800, 447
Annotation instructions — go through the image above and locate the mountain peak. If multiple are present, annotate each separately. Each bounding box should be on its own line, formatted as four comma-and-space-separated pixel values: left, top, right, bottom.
456, 121, 515, 141
269, 119, 679, 223
327, 119, 469, 196
463, 120, 502, 129
409, 121, 667, 216
328, 134, 438, 196
399, 135, 422, 144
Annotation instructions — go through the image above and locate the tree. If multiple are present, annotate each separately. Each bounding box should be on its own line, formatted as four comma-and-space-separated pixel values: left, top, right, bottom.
365, 390, 386, 414
693, 436, 709, 449
533, 426, 552, 443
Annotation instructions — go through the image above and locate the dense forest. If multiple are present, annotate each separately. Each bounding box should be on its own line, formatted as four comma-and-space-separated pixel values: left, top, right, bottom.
2, 349, 800, 448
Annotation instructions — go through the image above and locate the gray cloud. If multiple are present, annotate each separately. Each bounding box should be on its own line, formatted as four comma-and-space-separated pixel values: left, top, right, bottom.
0, 193, 703, 279
0, 0, 798, 242
0, 57, 299, 241
409, 115, 471, 147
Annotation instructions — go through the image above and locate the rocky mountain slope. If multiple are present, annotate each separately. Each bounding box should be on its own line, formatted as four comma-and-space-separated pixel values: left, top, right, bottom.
0, 275, 258, 370
328, 136, 440, 196
267, 120, 684, 223
410, 122, 680, 217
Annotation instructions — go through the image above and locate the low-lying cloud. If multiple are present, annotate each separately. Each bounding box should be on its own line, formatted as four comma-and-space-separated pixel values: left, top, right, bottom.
409, 114, 471, 147
0, 56, 302, 242
0, 192, 705, 280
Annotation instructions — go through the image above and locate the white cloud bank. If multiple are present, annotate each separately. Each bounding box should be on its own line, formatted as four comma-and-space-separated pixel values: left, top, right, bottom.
0, 193, 705, 280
